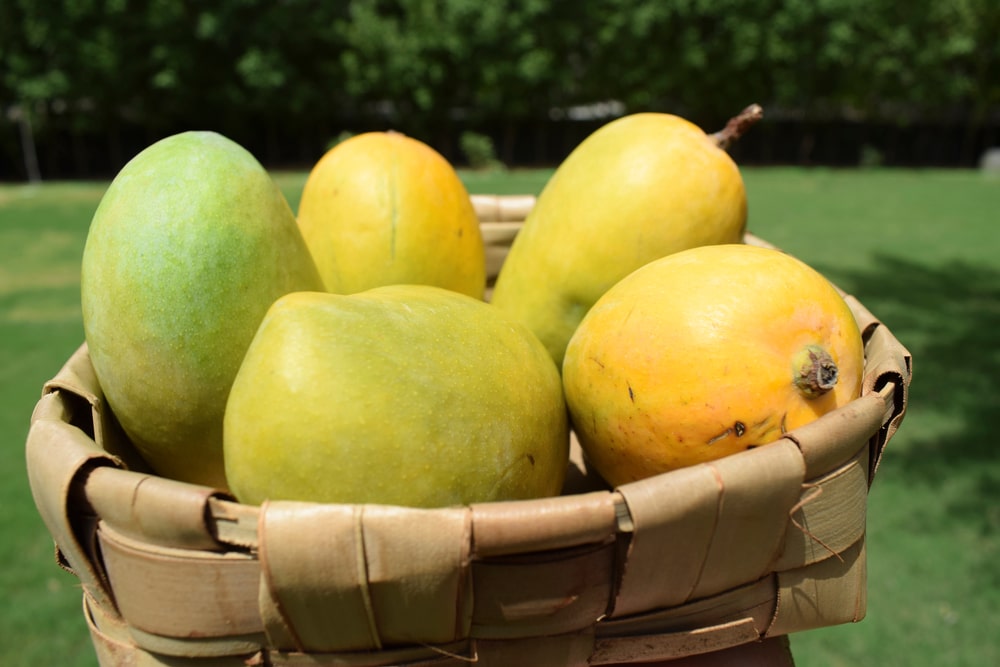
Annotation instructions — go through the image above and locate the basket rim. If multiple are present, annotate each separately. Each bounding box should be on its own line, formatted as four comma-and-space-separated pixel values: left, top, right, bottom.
67, 379, 900, 555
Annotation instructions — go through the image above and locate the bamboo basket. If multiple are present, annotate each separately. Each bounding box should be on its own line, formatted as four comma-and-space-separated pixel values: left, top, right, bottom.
26, 194, 911, 666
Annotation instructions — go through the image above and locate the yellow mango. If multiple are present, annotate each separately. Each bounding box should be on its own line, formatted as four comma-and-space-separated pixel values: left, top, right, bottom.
492, 108, 760, 368
297, 131, 486, 298
224, 285, 568, 507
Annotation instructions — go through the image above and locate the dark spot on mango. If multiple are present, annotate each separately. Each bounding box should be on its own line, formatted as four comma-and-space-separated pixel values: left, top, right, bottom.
627, 383, 635, 403
734, 421, 746, 437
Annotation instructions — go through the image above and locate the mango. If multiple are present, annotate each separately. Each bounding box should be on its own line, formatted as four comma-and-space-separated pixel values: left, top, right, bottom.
223, 286, 568, 507
563, 244, 864, 486
491, 109, 758, 368
297, 131, 487, 298
81, 131, 324, 488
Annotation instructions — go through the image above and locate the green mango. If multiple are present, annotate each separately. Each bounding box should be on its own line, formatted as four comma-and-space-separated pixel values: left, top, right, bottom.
81, 131, 324, 488
490, 111, 752, 369
224, 286, 569, 507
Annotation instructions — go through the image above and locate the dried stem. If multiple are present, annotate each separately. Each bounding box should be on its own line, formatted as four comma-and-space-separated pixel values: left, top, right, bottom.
710, 104, 764, 151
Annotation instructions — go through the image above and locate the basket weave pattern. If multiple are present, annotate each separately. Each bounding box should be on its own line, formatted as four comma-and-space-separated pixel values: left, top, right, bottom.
26, 195, 911, 666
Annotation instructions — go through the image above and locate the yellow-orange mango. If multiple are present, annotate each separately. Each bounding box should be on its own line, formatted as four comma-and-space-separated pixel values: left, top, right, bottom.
297, 131, 486, 298
562, 243, 864, 486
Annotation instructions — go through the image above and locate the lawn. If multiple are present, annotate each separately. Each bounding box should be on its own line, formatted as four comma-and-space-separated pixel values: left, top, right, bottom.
2, 166, 998, 666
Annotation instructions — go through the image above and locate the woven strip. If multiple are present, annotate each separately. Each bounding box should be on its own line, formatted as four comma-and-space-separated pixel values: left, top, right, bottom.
258, 501, 473, 652
470, 194, 536, 223
25, 407, 119, 613
613, 439, 805, 616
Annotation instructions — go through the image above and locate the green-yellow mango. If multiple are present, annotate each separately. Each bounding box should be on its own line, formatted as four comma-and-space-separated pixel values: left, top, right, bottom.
297, 131, 486, 298
81, 131, 324, 488
223, 286, 568, 507
491, 110, 755, 368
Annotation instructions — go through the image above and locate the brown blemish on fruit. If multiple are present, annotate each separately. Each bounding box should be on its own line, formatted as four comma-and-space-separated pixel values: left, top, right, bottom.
708, 420, 747, 445
707, 428, 732, 445
627, 383, 635, 403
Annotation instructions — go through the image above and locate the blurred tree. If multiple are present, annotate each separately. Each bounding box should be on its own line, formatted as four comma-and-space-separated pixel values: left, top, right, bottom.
336, 2, 576, 126
1, 0, 998, 178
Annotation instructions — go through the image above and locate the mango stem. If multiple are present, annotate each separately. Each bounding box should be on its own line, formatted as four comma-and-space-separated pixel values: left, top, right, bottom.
793, 344, 839, 399
710, 104, 764, 151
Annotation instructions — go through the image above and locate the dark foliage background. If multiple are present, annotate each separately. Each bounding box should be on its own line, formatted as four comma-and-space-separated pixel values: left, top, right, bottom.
2, 0, 998, 180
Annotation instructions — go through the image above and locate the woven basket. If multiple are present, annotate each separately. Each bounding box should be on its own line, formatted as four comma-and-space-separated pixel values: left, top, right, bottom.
26, 194, 911, 666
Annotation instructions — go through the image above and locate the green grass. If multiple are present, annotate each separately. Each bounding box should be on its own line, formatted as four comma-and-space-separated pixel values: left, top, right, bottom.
742, 169, 1000, 666
2, 167, 998, 666
1, 182, 105, 665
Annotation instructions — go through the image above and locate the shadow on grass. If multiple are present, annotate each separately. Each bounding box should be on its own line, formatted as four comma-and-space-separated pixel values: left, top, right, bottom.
815, 254, 1000, 543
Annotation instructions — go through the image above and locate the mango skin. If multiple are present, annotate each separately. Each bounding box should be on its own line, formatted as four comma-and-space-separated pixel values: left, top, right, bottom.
81, 131, 324, 489
491, 113, 747, 368
297, 131, 487, 298
223, 286, 569, 508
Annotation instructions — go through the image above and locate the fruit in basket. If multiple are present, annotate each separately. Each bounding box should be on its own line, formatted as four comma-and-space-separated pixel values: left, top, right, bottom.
297, 131, 487, 298
80, 131, 324, 489
491, 106, 761, 367
223, 285, 569, 507
562, 243, 864, 486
